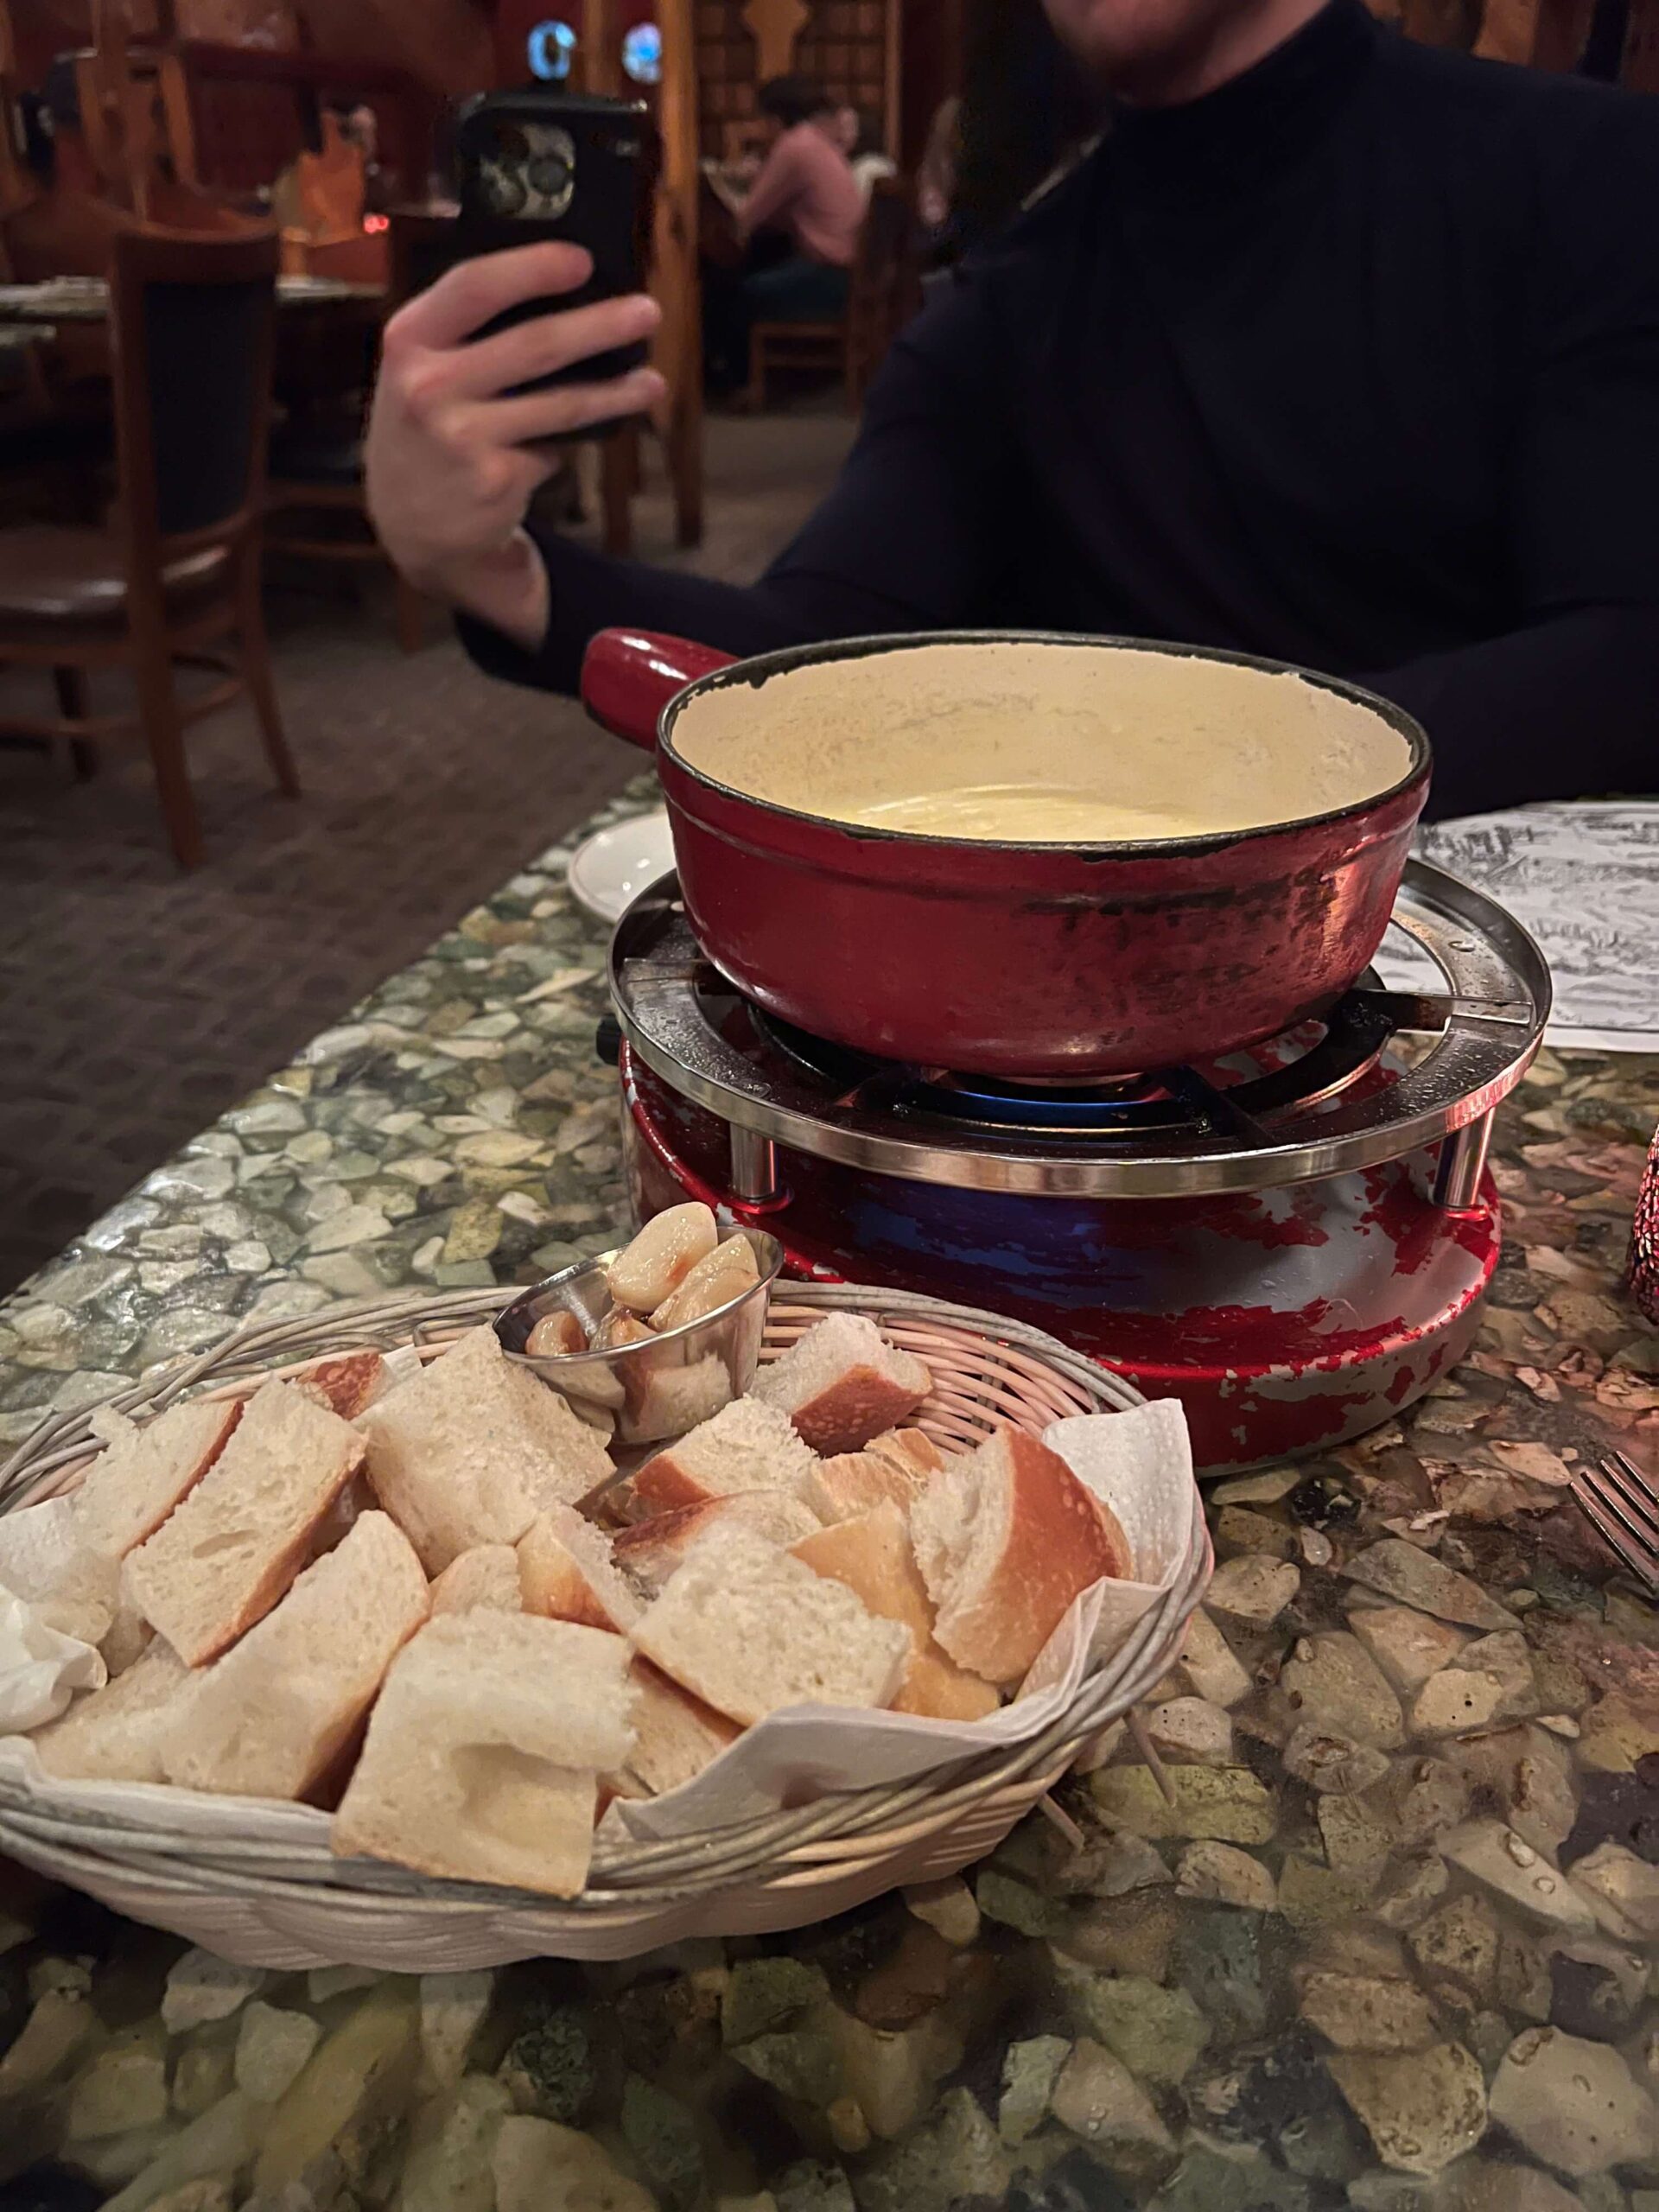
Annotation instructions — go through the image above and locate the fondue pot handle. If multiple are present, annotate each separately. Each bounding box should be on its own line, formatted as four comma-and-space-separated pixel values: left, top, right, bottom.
581, 629, 738, 750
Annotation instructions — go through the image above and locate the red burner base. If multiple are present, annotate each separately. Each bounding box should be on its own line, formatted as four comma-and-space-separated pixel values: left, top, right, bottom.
620, 1056, 1501, 1475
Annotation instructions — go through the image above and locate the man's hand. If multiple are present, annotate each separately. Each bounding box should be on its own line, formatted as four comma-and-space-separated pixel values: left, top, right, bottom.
365, 241, 664, 650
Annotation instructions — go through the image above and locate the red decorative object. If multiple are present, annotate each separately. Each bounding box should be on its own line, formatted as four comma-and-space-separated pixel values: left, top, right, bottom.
1630, 1122, 1659, 1324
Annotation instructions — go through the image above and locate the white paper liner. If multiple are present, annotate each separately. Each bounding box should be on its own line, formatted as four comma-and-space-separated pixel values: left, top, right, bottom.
0, 1584, 105, 1732
0, 1402, 1197, 1861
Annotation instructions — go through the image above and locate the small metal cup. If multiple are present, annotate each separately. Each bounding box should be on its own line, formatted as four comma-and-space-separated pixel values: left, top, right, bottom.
494, 1227, 785, 1448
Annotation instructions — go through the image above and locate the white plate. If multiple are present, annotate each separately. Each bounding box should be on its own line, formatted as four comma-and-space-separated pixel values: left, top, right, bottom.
568, 809, 676, 924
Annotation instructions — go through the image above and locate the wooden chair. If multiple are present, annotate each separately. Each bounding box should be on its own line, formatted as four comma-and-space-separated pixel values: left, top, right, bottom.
0, 219, 296, 868
264, 202, 444, 653
747, 178, 918, 411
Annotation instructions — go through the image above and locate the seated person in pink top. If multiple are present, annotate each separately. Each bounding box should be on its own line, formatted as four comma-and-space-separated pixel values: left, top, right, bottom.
705, 76, 864, 392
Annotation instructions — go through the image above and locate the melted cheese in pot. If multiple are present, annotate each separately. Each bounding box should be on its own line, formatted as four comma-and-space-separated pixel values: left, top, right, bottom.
843, 784, 1217, 842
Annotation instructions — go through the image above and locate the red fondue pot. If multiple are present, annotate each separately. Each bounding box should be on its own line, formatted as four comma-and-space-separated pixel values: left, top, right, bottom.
582, 627, 1432, 1079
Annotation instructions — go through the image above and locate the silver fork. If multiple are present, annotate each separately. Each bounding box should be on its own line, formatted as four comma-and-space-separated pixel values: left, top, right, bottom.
1572, 1449, 1659, 1592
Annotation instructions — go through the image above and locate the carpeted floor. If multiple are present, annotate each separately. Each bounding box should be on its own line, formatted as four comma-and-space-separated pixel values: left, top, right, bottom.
0, 408, 854, 1296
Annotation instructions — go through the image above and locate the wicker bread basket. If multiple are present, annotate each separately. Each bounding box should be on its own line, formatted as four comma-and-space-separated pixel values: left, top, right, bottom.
0, 1283, 1211, 1967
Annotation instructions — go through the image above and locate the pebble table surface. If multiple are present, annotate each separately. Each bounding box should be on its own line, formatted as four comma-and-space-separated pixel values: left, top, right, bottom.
1, 781, 1656, 2212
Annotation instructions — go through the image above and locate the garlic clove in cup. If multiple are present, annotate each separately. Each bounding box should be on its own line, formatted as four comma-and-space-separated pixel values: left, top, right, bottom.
650, 1236, 760, 1332
607, 1203, 719, 1313
525, 1309, 589, 1359
594, 1309, 657, 1353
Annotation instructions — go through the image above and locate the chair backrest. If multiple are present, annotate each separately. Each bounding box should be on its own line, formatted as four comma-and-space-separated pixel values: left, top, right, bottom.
107, 218, 279, 578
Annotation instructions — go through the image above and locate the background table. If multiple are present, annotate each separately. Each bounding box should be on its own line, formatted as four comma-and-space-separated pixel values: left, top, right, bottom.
0, 781, 1655, 2210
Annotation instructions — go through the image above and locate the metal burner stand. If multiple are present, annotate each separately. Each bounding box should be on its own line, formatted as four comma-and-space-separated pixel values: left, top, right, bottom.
608, 861, 1550, 1471
610, 860, 1551, 1211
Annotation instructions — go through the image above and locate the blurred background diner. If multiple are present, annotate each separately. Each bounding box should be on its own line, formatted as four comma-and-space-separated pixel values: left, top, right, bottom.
0, 0, 1652, 1298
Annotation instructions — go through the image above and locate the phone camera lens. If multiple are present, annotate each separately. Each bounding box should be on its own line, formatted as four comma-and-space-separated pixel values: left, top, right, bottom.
483, 165, 528, 215
527, 152, 573, 200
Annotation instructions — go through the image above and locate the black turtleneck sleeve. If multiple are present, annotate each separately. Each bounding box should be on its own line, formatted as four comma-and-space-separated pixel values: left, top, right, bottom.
461, 2, 1659, 817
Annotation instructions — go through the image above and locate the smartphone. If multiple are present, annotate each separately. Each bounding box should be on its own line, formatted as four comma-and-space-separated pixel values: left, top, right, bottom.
448, 88, 657, 400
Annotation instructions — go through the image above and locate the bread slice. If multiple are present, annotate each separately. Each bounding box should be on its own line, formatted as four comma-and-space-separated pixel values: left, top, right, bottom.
893, 1646, 1001, 1722
161, 1510, 429, 1802
31, 1639, 191, 1783
630, 1527, 911, 1726
429, 1545, 523, 1616
751, 1314, 931, 1453
331, 1612, 636, 1898
307, 1472, 372, 1561
607, 1203, 718, 1313
874, 1428, 947, 1477
614, 1659, 739, 1796
805, 1428, 947, 1522
791, 1501, 933, 1643
613, 1491, 822, 1594
124, 1380, 365, 1666
359, 1326, 613, 1573
911, 1427, 1131, 1687
70, 1396, 243, 1562
518, 1506, 641, 1633
790, 1503, 999, 1722
290, 1350, 393, 1421
631, 1397, 819, 1517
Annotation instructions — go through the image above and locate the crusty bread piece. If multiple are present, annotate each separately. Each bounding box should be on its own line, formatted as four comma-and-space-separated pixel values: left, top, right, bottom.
31, 1639, 191, 1783
613, 1491, 822, 1594
359, 1326, 613, 1573
751, 1313, 931, 1453
518, 1506, 641, 1633
607, 1204, 718, 1314
911, 1427, 1131, 1687
873, 1429, 947, 1477
791, 1503, 999, 1722
631, 1396, 819, 1517
70, 1396, 243, 1562
290, 1350, 393, 1421
648, 1235, 760, 1332
791, 1502, 933, 1643
124, 1380, 365, 1666
630, 1527, 911, 1726
804, 1428, 947, 1522
162, 1511, 429, 1802
613, 1659, 739, 1796
429, 1545, 523, 1616
332, 1611, 636, 1898
893, 1646, 1001, 1722
307, 1472, 372, 1561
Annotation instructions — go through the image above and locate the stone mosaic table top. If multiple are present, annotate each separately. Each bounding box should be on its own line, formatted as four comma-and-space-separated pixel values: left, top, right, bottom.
2, 781, 1657, 2212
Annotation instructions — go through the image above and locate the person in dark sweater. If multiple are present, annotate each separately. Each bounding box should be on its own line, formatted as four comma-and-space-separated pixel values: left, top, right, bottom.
364, 0, 1659, 818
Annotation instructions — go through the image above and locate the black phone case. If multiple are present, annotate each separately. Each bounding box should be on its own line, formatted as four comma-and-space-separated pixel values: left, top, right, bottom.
450, 90, 656, 397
